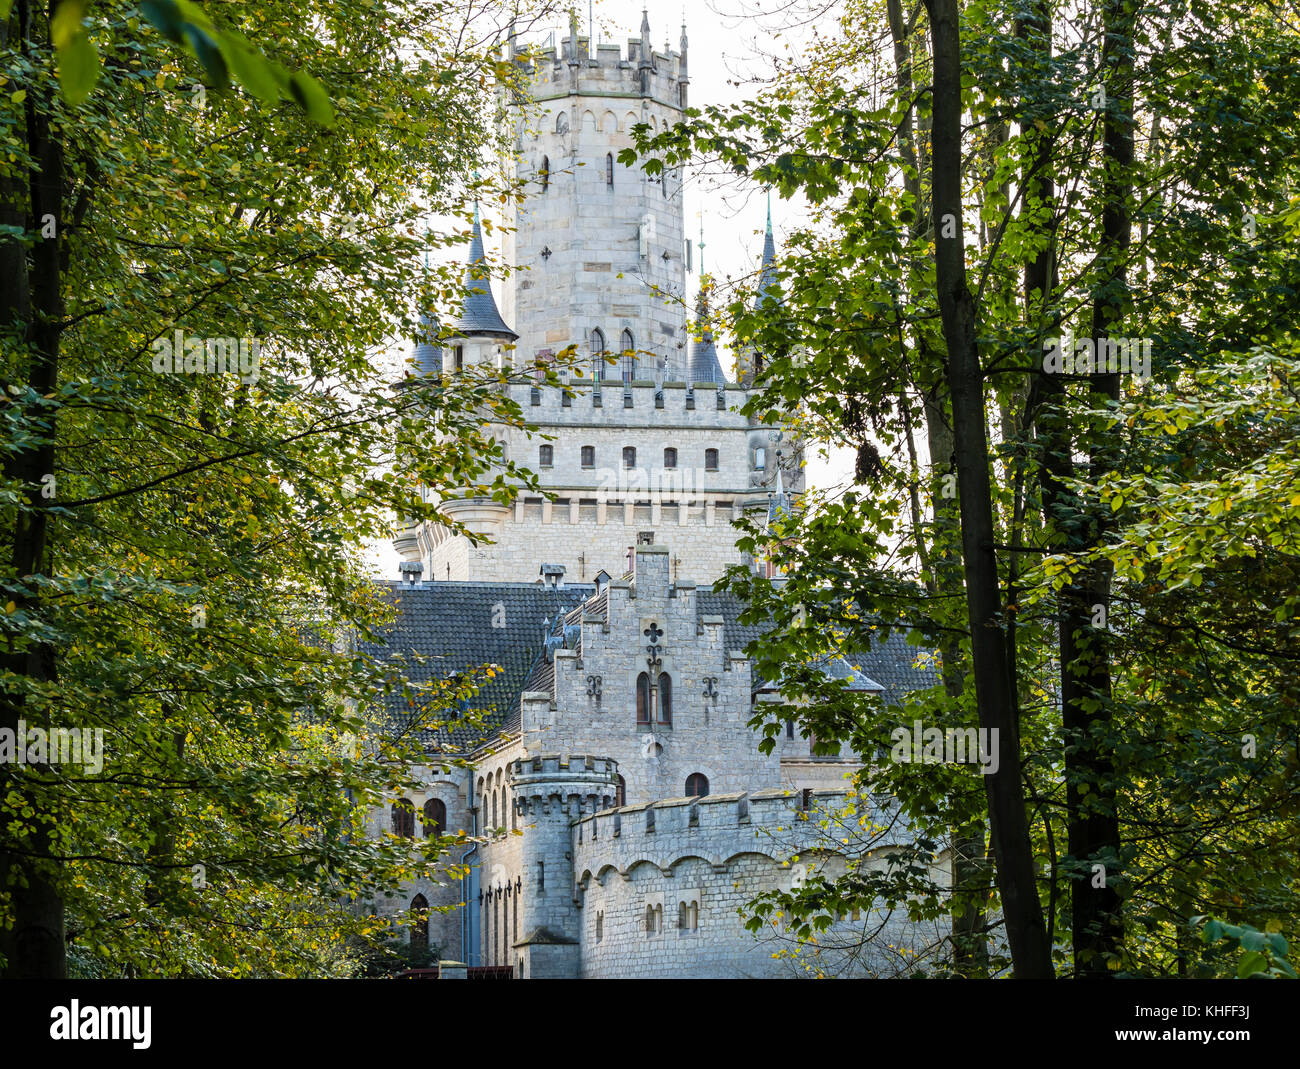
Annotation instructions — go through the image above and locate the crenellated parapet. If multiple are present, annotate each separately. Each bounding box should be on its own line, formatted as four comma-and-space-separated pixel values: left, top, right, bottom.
570, 788, 907, 886
510, 752, 620, 819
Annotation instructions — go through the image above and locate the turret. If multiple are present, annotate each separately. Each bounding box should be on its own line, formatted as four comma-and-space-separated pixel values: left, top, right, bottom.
444, 202, 518, 375
509, 753, 620, 978
688, 276, 725, 385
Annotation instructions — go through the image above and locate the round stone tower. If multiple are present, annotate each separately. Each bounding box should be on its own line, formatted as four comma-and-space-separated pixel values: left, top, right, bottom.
509, 752, 619, 979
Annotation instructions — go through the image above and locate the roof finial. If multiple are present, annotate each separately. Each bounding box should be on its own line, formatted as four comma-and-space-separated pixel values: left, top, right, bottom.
766, 188, 772, 234
698, 213, 706, 276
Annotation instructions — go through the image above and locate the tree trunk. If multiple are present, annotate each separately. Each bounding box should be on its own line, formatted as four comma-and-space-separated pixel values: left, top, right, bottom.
924, 0, 1053, 979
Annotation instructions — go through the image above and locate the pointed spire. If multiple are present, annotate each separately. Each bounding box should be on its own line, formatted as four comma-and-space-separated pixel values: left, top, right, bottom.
639, 7, 653, 67
453, 202, 518, 341
688, 275, 725, 385
755, 194, 781, 311
412, 224, 440, 375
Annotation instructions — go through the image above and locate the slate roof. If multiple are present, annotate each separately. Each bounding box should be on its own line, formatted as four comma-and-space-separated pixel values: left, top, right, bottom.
453, 207, 517, 341
359, 581, 592, 752
412, 310, 441, 376
361, 580, 936, 756
688, 279, 726, 385
755, 202, 782, 311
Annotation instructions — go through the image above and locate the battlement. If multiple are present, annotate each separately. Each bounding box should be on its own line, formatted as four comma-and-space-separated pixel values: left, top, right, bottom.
571, 787, 911, 886
510, 753, 619, 794
575, 788, 848, 842
516, 33, 688, 109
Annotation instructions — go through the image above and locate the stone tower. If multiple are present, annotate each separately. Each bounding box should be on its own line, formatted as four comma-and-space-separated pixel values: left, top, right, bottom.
501, 12, 690, 377
508, 752, 619, 979
395, 14, 803, 585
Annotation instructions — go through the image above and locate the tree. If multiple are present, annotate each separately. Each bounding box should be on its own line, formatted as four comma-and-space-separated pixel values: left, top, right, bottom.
1, 0, 567, 977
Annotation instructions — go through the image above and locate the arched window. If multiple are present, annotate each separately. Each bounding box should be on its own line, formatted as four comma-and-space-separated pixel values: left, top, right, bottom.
606, 152, 614, 187
539, 444, 553, 468
391, 798, 415, 838
590, 328, 606, 382
663, 447, 677, 469
615, 774, 626, 807
621, 328, 634, 354
581, 445, 595, 468
658, 673, 672, 725
636, 672, 650, 725
662, 168, 668, 198
410, 894, 429, 952
621, 354, 638, 383
423, 798, 446, 838
685, 773, 709, 798
623, 446, 636, 470
490, 788, 498, 831
556, 112, 568, 134
541, 155, 550, 192
754, 446, 766, 470
705, 448, 719, 471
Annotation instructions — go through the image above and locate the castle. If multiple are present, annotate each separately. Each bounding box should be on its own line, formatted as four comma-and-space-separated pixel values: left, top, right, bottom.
364, 15, 945, 979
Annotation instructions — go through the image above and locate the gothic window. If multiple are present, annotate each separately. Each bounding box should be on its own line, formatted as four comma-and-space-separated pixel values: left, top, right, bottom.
391, 798, 415, 838
539, 444, 553, 468
615, 774, 626, 807
658, 673, 672, 725
541, 155, 550, 192
423, 798, 446, 837
491, 788, 498, 831
556, 112, 568, 135
663, 447, 677, 469
685, 773, 709, 798
705, 448, 719, 471
455, 345, 464, 372
754, 446, 766, 470
621, 353, 638, 383
606, 152, 614, 187
623, 446, 636, 470
410, 894, 429, 952
621, 328, 634, 354
590, 328, 606, 382
636, 672, 651, 725
581, 445, 595, 468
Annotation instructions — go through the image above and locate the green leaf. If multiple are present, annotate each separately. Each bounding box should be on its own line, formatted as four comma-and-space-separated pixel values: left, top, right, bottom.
219, 34, 281, 103
57, 32, 100, 106
50, 0, 85, 49
183, 23, 229, 90
1237, 950, 1267, 978
288, 71, 335, 127
140, 0, 186, 45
